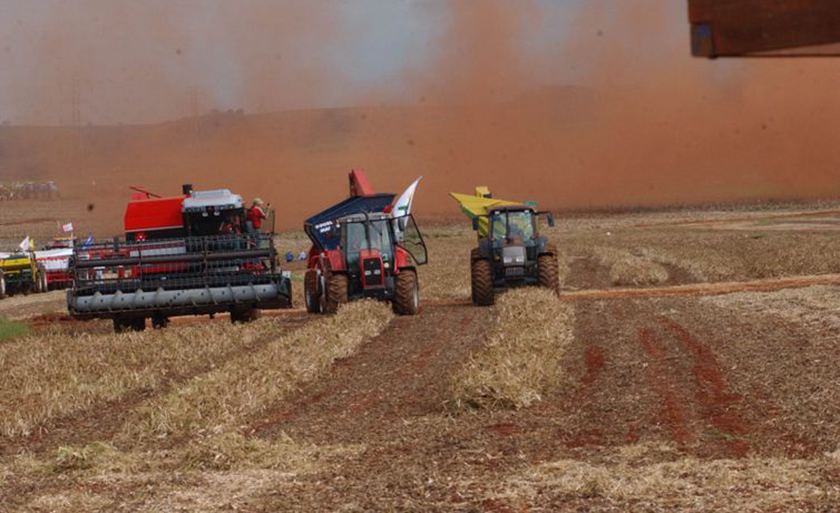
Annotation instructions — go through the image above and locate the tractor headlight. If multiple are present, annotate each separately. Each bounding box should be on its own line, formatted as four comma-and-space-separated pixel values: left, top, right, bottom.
503, 257, 512, 264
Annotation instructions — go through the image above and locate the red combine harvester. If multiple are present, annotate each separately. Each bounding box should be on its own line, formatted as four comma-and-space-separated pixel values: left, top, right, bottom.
67, 184, 292, 332
303, 170, 428, 315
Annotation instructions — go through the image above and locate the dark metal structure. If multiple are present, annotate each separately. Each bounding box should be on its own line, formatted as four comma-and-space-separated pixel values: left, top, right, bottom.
689, 0, 840, 57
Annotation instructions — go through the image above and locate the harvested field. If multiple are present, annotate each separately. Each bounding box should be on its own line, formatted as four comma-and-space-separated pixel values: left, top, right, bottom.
452, 288, 575, 409
2, 204, 840, 511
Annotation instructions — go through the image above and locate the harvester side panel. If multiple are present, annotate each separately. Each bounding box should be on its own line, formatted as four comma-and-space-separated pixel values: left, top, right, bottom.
124, 196, 186, 240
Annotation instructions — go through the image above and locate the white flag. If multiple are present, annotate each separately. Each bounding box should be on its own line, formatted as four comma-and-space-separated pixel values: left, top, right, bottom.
19, 236, 31, 252
62, 222, 74, 233
393, 176, 423, 217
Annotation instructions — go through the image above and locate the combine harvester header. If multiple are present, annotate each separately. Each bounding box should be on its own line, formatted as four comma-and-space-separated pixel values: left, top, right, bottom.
67, 184, 292, 332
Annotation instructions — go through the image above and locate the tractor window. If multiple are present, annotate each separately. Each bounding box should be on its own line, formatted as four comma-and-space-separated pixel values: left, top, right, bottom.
491, 215, 507, 244
344, 220, 394, 268
491, 211, 535, 245
344, 223, 366, 267
369, 220, 394, 263
507, 211, 535, 242
395, 215, 427, 265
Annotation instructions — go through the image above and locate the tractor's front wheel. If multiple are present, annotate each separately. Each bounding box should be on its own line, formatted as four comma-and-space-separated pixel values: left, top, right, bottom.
471, 258, 494, 306
538, 253, 561, 297
304, 270, 322, 314
323, 273, 348, 314
393, 269, 420, 315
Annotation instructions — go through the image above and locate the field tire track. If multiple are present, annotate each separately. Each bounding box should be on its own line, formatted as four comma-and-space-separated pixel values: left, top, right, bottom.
559, 273, 840, 301
659, 317, 751, 458
638, 328, 695, 446
251, 304, 489, 443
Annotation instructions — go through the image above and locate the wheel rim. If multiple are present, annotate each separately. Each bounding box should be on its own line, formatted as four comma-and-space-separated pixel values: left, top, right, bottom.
412, 281, 419, 310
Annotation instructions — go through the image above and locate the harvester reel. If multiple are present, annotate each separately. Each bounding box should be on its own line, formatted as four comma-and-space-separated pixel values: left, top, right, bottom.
393, 269, 420, 315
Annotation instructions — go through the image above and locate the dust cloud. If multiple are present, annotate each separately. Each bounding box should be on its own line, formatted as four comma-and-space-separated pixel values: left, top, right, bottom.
1, 0, 839, 234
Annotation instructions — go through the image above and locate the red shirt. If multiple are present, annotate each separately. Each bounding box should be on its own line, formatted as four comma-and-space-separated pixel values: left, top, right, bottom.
247, 206, 266, 229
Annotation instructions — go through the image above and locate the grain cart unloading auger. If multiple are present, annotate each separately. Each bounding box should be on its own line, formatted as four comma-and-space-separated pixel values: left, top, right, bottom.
67, 185, 292, 332
303, 170, 428, 315
450, 187, 559, 306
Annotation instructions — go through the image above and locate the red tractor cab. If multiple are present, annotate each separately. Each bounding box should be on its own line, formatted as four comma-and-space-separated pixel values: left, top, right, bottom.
303, 171, 428, 315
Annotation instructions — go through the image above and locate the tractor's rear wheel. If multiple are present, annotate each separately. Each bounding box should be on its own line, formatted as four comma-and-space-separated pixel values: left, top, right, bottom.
0, 271, 6, 300
323, 273, 348, 314
393, 269, 419, 315
471, 258, 494, 306
304, 270, 322, 314
538, 253, 561, 296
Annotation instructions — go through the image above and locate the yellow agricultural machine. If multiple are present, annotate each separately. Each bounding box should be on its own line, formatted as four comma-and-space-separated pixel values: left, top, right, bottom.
450, 187, 559, 306
0, 249, 46, 299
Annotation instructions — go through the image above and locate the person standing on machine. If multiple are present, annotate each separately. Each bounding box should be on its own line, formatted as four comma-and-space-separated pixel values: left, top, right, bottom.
246, 198, 267, 233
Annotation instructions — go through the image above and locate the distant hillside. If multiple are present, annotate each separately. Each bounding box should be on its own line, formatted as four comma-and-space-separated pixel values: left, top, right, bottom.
1, 84, 838, 232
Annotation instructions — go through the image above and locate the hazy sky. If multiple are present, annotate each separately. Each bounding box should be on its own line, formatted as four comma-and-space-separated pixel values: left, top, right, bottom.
0, 0, 686, 125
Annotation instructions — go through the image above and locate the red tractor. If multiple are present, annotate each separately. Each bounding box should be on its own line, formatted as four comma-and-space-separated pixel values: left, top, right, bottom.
303, 170, 428, 315
67, 184, 292, 332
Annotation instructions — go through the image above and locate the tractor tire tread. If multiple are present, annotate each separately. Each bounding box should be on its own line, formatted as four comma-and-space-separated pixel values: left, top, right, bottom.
538, 253, 561, 296
324, 273, 348, 314
304, 270, 322, 314
393, 269, 419, 315
471, 258, 494, 306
